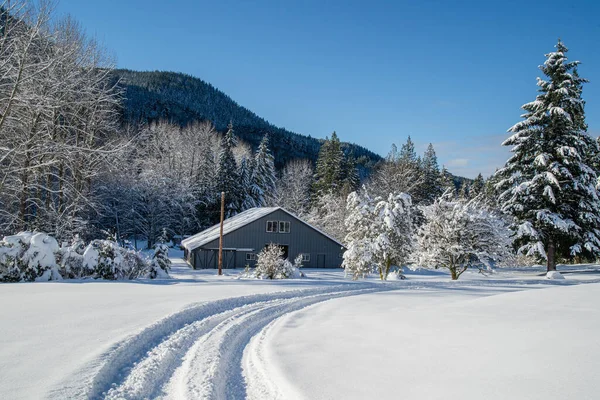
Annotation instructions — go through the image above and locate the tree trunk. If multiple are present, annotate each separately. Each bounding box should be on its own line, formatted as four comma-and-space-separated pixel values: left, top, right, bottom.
547, 239, 557, 272
381, 257, 392, 281
450, 267, 458, 280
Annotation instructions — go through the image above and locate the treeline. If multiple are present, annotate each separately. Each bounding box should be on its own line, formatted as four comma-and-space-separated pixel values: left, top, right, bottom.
0, 2, 481, 251
0, 3, 378, 247
111, 69, 382, 172
342, 40, 600, 280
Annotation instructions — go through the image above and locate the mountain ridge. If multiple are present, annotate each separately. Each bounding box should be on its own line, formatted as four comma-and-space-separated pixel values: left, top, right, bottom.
111, 69, 382, 172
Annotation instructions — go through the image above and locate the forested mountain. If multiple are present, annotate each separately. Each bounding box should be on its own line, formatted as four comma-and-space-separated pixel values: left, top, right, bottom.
111, 69, 381, 170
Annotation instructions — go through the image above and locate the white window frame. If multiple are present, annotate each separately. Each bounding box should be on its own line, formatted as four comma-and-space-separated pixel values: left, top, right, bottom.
301, 253, 310, 262
279, 221, 290, 233
246, 253, 256, 261
266, 221, 278, 233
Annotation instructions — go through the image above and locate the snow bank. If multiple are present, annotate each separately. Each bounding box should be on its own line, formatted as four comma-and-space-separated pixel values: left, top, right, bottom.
0, 232, 169, 282
546, 271, 565, 280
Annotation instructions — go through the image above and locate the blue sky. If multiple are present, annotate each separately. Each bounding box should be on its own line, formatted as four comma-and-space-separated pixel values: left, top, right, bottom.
55, 0, 600, 178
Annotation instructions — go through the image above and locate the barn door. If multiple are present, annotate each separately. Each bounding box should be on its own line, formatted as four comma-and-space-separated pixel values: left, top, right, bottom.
317, 254, 326, 268
224, 250, 236, 269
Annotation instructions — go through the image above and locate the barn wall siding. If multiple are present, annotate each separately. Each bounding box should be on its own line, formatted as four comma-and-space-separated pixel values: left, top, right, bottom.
192, 209, 344, 269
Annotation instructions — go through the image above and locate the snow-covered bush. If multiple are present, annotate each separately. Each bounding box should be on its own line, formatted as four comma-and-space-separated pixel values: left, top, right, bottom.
254, 244, 305, 279
415, 195, 512, 280
342, 189, 414, 280
0, 233, 32, 282
83, 239, 151, 280
546, 271, 565, 280
21, 233, 62, 281
0, 232, 61, 281
60, 235, 89, 278
0, 232, 169, 282
148, 243, 171, 279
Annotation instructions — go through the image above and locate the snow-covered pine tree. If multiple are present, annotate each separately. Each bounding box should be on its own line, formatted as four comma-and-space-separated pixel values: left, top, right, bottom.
440, 166, 456, 196
312, 132, 344, 196
148, 229, 171, 279
216, 123, 242, 217
471, 173, 485, 197
399, 136, 417, 163
239, 156, 257, 211
416, 195, 511, 280
495, 40, 600, 271
251, 134, 276, 207
343, 189, 414, 280
421, 143, 443, 204
340, 154, 360, 196
458, 182, 470, 199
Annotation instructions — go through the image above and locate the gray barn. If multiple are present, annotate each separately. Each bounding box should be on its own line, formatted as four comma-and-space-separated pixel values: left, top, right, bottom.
181, 207, 345, 269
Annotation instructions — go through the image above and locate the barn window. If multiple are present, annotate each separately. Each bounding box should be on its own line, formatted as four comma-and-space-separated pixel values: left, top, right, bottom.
301, 253, 310, 262
266, 221, 278, 232
246, 253, 256, 261
279, 221, 290, 233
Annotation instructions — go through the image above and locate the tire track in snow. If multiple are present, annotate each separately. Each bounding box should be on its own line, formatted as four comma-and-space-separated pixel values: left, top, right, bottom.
163, 288, 378, 400
47, 284, 386, 400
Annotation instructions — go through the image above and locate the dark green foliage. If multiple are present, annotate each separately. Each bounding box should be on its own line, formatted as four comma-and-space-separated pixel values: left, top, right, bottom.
216, 124, 242, 216
420, 143, 442, 203
312, 132, 359, 198
251, 134, 276, 206
471, 173, 485, 197
110, 70, 381, 171
496, 40, 600, 269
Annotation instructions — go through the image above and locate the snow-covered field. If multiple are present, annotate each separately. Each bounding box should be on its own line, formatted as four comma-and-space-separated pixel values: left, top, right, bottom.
1, 251, 599, 400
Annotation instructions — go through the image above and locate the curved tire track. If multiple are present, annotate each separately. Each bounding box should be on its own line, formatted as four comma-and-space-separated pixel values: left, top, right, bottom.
48, 284, 386, 400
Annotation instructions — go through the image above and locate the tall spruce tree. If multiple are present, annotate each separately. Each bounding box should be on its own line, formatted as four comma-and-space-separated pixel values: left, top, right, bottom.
340, 154, 360, 196
496, 40, 600, 271
216, 124, 242, 217
312, 132, 344, 196
239, 156, 256, 211
421, 143, 442, 203
399, 136, 417, 163
251, 134, 276, 207
471, 173, 485, 197
440, 166, 456, 196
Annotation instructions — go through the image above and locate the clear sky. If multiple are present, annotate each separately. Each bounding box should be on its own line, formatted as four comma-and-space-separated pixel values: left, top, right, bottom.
55, 0, 600, 178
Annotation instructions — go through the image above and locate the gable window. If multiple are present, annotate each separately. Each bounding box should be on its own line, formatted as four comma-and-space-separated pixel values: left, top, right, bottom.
266, 221, 278, 232
246, 253, 256, 261
301, 253, 310, 262
279, 221, 290, 233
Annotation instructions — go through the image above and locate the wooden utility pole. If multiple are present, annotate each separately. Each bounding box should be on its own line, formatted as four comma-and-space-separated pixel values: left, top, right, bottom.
218, 191, 225, 275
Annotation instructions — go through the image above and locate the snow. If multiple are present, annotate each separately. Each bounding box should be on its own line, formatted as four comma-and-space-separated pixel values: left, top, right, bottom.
546, 270, 565, 280
1, 254, 599, 399
268, 282, 600, 400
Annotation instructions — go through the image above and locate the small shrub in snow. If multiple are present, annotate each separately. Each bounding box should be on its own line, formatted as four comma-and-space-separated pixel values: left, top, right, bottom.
148, 243, 171, 279
254, 244, 305, 279
546, 271, 565, 280
0, 233, 32, 282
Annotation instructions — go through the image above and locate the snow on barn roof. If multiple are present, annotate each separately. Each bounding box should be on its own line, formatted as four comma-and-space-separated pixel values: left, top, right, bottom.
181, 207, 344, 251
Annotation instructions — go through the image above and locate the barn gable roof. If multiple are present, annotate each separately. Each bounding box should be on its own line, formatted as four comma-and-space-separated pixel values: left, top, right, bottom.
181, 207, 344, 251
